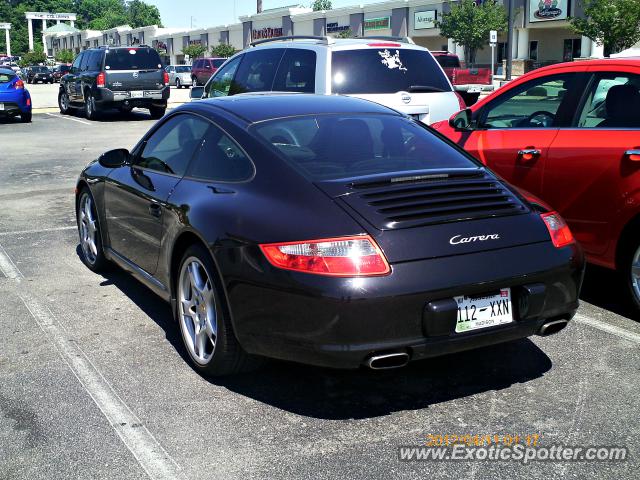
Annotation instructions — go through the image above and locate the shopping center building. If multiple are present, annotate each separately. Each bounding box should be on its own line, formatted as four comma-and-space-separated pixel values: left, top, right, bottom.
45, 0, 610, 72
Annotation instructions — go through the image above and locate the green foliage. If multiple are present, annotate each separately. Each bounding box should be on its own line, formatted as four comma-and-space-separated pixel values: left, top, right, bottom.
437, 0, 507, 64
210, 43, 237, 58
336, 28, 352, 38
2, 1, 163, 56
312, 0, 332, 11
570, 0, 640, 56
182, 43, 208, 60
55, 48, 75, 63
19, 44, 47, 66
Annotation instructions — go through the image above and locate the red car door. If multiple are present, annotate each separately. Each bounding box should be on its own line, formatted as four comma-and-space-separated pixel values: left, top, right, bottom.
452, 72, 585, 199
542, 66, 640, 264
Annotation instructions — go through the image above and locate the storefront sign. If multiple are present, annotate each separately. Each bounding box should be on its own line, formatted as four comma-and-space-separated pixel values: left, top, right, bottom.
414, 10, 436, 30
25, 12, 77, 21
364, 17, 390, 31
252, 27, 283, 40
327, 22, 349, 34
529, 0, 568, 22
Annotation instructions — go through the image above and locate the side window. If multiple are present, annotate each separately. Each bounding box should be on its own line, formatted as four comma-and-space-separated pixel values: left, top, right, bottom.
577, 73, 640, 128
80, 52, 90, 71
273, 49, 316, 93
204, 55, 242, 98
188, 124, 254, 182
232, 49, 286, 94
137, 114, 210, 176
212, 58, 225, 69
481, 74, 578, 129
87, 51, 102, 71
71, 53, 83, 72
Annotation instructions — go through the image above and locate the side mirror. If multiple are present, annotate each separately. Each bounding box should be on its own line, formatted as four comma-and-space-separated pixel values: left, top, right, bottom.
99, 148, 130, 168
449, 108, 474, 131
190, 86, 205, 100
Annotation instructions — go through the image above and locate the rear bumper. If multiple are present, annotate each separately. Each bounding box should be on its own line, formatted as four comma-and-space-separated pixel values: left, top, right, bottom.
454, 84, 494, 93
223, 241, 585, 369
0, 94, 30, 115
94, 86, 170, 106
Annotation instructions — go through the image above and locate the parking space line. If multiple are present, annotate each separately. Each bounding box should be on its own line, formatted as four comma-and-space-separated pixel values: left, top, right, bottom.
574, 313, 640, 344
45, 112, 93, 126
0, 226, 76, 236
0, 243, 184, 480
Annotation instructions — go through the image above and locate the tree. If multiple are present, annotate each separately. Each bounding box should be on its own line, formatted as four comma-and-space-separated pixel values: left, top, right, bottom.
437, 0, 507, 65
127, 0, 163, 28
211, 43, 237, 58
19, 45, 47, 66
182, 43, 208, 61
570, 0, 640, 56
55, 49, 75, 63
312, 0, 332, 11
336, 28, 352, 38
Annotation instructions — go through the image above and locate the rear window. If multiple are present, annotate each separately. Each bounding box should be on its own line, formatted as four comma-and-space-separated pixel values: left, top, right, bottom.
32, 66, 49, 72
0, 72, 15, 83
331, 48, 452, 94
175, 65, 191, 73
104, 48, 162, 70
434, 55, 461, 69
212, 59, 226, 68
253, 113, 474, 181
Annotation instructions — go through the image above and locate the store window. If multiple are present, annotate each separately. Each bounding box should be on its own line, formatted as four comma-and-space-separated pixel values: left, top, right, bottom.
529, 41, 538, 62
563, 39, 581, 62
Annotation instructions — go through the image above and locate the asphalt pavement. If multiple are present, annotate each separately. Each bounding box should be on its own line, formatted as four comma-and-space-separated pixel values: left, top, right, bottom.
0, 112, 639, 479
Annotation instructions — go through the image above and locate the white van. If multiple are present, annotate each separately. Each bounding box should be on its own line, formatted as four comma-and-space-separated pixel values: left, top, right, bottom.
193, 36, 464, 124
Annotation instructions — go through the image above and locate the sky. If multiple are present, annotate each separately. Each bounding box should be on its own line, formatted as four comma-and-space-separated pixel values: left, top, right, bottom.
149, 0, 379, 29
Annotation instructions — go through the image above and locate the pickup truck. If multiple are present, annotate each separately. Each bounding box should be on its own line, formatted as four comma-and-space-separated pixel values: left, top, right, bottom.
431, 51, 493, 105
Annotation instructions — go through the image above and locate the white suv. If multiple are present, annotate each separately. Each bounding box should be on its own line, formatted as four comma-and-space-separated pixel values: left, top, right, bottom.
194, 36, 463, 124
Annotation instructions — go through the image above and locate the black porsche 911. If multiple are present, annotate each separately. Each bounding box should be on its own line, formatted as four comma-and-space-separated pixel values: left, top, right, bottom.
75, 94, 584, 376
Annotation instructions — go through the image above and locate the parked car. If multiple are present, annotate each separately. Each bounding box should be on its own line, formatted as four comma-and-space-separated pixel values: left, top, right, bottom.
431, 51, 493, 106
58, 46, 170, 120
27, 65, 53, 84
432, 58, 640, 309
0, 67, 32, 123
75, 94, 583, 376
165, 64, 192, 88
191, 57, 226, 86
52, 64, 71, 82
192, 36, 463, 124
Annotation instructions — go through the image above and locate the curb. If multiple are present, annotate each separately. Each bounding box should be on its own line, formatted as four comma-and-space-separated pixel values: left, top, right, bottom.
32, 102, 186, 115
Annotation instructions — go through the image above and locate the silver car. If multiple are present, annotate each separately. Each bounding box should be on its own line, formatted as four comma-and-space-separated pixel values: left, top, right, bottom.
165, 65, 193, 89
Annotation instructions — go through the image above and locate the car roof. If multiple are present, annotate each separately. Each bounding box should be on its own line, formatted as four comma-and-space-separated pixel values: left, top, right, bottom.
0, 67, 15, 74
530, 57, 640, 75
189, 93, 400, 124
249, 37, 426, 52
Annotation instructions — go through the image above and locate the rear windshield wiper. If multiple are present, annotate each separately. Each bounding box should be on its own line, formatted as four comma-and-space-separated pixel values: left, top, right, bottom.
407, 85, 447, 93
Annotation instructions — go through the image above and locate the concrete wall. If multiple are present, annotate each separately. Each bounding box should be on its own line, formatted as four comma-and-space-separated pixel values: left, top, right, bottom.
294, 19, 314, 36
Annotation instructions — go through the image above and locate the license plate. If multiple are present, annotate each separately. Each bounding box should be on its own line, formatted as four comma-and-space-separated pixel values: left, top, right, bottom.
130, 91, 143, 98
455, 288, 513, 333
468, 86, 482, 93
0, 103, 4, 111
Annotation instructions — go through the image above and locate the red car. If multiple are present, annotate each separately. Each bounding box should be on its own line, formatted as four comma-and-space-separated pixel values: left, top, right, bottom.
433, 58, 640, 308
191, 57, 226, 86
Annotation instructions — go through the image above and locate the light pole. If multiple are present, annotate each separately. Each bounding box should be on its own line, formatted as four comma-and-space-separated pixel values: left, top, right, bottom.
505, 0, 514, 80
257, 0, 263, 14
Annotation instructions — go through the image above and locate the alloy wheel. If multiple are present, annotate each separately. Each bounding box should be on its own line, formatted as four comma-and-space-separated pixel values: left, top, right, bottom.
630, 245, 640, 305
178, 258, 218, 365
78, 193, 98, 265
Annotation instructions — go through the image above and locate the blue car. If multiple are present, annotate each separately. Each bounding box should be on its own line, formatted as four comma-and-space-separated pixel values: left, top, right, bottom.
0, 67, 32, 123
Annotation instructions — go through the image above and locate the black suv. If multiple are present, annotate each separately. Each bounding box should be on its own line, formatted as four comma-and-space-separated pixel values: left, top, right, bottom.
27, 66, 53, 84
58, 46, 170, 120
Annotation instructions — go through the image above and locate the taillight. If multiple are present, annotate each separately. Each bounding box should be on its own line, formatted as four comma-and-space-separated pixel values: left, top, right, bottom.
14, 79, 24, 89
259, 235, 391, 277
368, 42, 401, 48
163, 71, 169, 85
455, 91, 466, 109
541, 212, 574, 248
96, 72, 105, 88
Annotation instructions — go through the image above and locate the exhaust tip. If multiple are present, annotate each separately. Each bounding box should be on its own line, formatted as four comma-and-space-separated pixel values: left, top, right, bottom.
365, 352, 409, 370
538, 319, 569, 337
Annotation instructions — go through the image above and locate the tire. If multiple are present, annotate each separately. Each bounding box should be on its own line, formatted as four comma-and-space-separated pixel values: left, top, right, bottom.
176, 78, 181, 89
77, 188, 108, 272
622, 239, 640, 312
84, 91, 98, 120
175, 244, 256, 376
20, 111, 32, 123
58, 89, 71, 115
119, 104, 133, 115
149, 106, 166, 119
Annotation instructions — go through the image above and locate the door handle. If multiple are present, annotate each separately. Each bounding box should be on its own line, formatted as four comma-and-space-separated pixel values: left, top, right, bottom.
148, 203, 162, 218
518, 149, 541, 162
625, 149, 640, 161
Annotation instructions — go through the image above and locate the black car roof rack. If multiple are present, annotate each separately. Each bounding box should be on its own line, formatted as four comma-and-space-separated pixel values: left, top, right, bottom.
250, 35, 335, 47
356, 35, 415, 44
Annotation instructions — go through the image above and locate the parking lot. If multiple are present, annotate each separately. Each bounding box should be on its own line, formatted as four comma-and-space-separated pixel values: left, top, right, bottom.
0, 109, 639, 480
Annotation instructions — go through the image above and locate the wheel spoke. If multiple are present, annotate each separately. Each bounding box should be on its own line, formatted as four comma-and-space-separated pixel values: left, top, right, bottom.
188, 263, 204, 293
181, 298, 194, 315
632, 263, 640, 279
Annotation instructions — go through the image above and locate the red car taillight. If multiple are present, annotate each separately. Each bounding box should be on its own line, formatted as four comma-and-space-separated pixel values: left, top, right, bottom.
96, 72, 106, 88
163, 71, 169, 85
455, 91, 466, 109
541, 212, 574, 248
14, 79, 24, 89
260, 235, 391, 277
